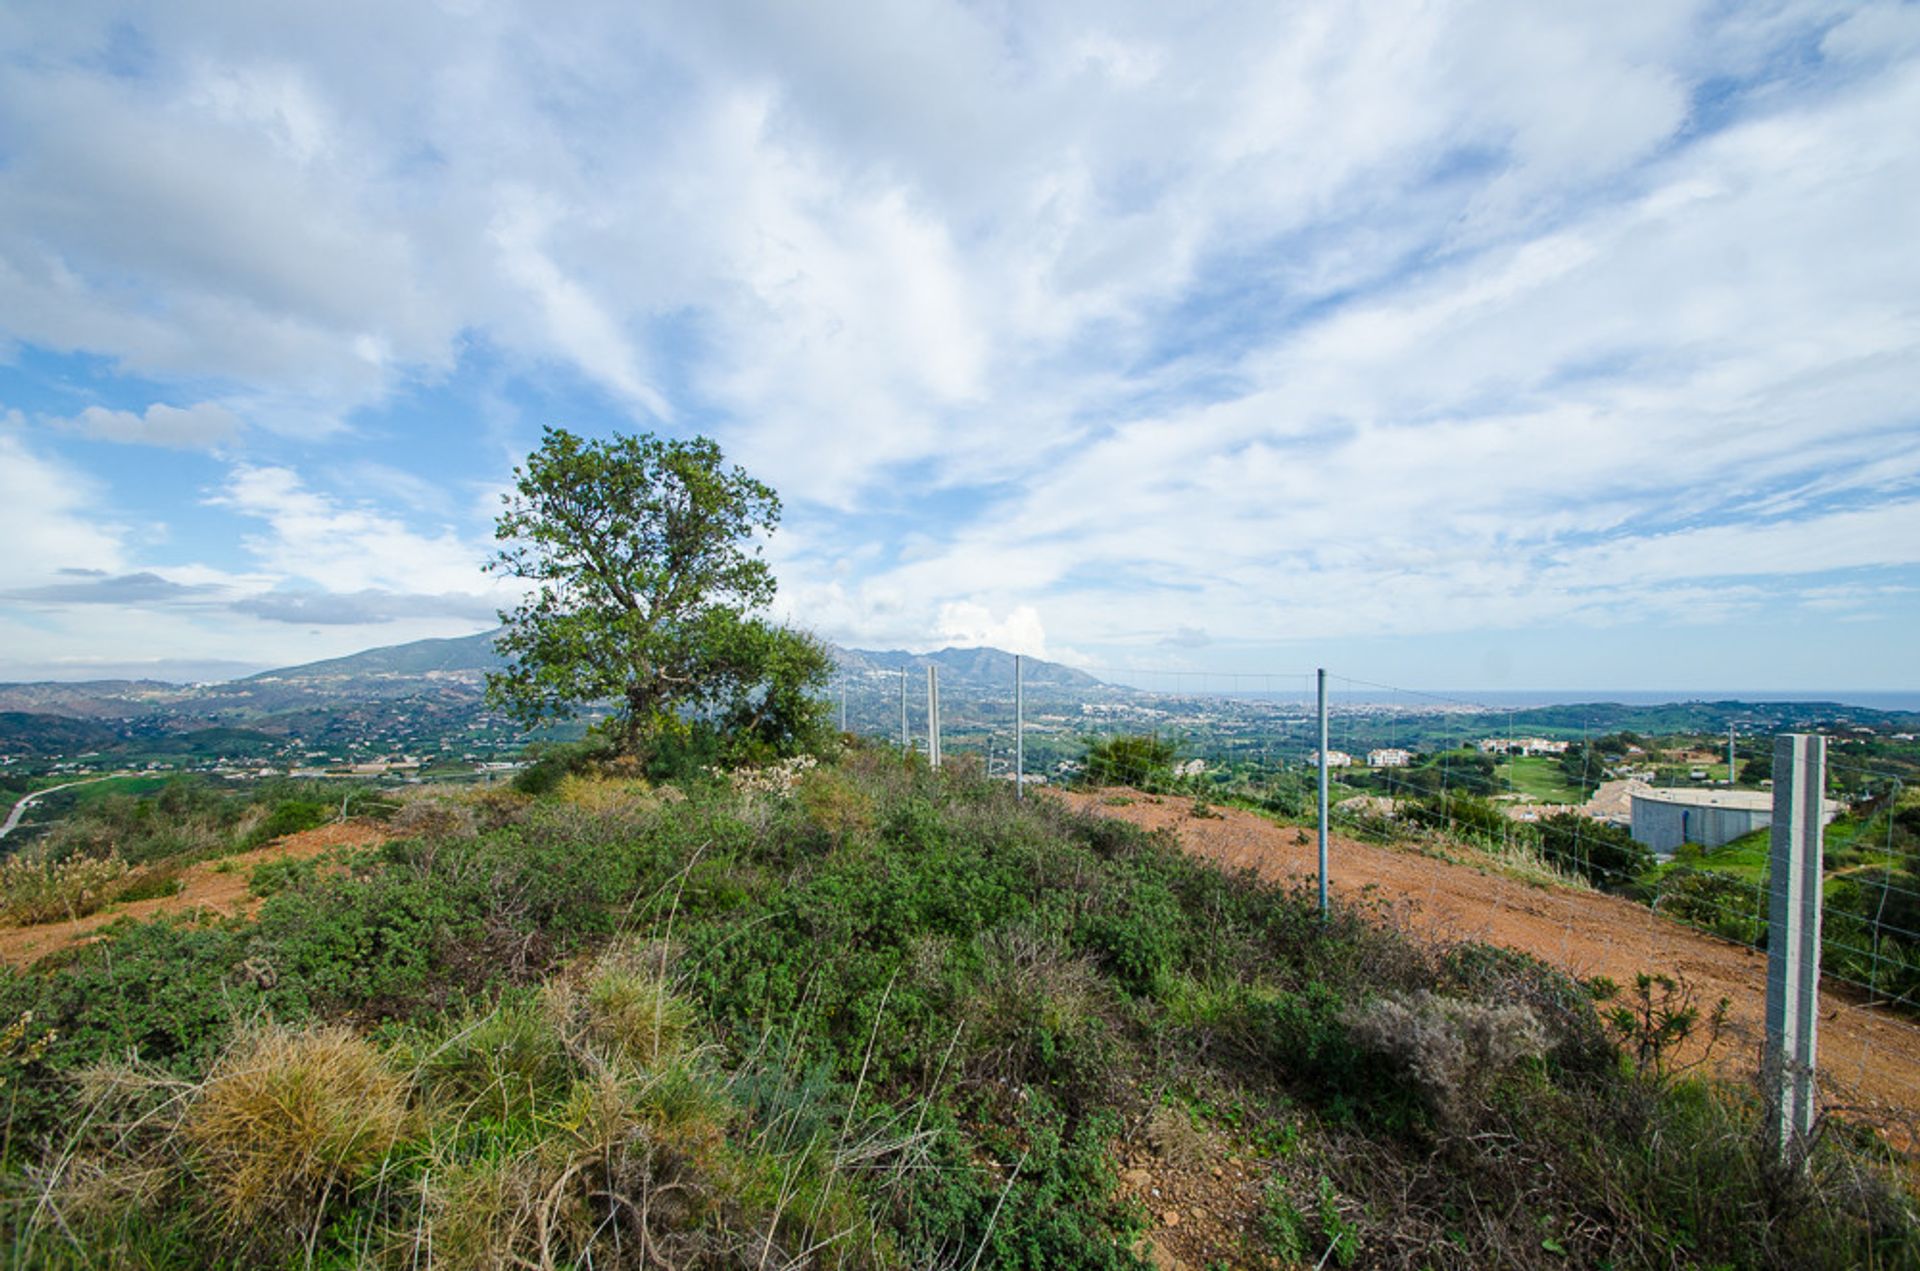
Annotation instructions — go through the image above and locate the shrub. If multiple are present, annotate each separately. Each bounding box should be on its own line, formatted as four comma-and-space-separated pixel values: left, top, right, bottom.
389, 795, 480, 840
511, 737, 614, 796
0, 852, 130, 926
243, 798, 332, 847
1653, 869, 1766, 945
1537, 812, 1652, 888
247, 854, 318, 898
1080, 734, 1178, 790
1343, 990, 1547, 1131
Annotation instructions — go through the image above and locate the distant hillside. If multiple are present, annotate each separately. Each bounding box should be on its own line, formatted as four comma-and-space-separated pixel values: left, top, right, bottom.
0, 712, 129, 756
0, 681, 190, 719
245, 630, 506, 682
836, 645, 1104, 690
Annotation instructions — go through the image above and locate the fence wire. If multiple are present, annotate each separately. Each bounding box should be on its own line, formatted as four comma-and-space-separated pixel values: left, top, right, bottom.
829, 660, 1920, 1134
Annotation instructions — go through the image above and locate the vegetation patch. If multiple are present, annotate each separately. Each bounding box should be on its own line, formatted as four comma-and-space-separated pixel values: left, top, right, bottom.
0, 752, 1912, 1268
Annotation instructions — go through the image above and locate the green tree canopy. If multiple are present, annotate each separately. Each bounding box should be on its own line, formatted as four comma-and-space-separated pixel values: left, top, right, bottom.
487, 427, 830, 760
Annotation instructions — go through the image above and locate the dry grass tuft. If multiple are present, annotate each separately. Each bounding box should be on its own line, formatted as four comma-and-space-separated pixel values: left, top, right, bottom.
555, 773, 656, 816
389, 794, 480, 840
1146, 1104, 1211, 1168
182, 1022, 412, 1245
544, 944, 696, 1075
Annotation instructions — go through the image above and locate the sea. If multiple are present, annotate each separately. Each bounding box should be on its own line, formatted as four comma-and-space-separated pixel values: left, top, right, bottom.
1423, 690, 1920, 713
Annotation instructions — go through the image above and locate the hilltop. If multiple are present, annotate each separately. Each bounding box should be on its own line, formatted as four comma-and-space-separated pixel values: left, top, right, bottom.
0, 751, 1913, 1267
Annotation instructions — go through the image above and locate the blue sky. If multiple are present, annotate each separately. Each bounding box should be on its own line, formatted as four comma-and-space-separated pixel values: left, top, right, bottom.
2, 1, 1918, 690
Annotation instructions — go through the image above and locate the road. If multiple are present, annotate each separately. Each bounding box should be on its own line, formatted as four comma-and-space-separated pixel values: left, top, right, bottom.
0, 776, 121, 842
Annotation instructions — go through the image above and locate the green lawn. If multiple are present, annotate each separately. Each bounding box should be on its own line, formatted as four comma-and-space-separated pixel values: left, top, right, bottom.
1650, 820, 1893, 899
62, 774, 175, 804
1498, 755, 1584, 803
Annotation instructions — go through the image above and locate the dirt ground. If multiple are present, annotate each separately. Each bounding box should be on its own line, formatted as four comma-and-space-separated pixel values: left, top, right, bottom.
0, 820, 390, 968
1055, 790, 1920, 1153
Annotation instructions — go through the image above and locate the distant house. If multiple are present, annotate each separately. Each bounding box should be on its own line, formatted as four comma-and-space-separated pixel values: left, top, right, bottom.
1173, 759, 1206, 778
1367, 748, 1412, 768
1311, 750, 1354, 768
1476, 737, 1570, 756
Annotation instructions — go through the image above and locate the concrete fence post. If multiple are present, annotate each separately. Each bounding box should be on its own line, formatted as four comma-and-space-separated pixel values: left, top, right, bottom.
927, 666, 941, 770
1765, 732, 1825, 1163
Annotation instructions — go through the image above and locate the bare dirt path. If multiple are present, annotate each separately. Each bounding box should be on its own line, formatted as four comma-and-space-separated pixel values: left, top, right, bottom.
1057, 790, 1920, 1149
0, 820, 390, 968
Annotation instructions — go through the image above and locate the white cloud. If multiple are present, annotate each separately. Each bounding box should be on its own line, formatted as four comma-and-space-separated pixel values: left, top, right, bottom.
58, 401, 241, 448
207, 464, 509, 599
1, 1, 1915, 684
0, 434, 125, 588
934, 602, 1049, 658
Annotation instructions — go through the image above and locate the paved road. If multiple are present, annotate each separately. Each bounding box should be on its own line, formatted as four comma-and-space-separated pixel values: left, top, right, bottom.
0, 776, 119, 842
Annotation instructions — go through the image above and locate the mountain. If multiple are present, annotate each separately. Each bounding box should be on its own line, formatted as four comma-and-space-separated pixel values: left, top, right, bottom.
834, 645, 1103, 690
244, 630, 506, 682
0, 681, 196, 719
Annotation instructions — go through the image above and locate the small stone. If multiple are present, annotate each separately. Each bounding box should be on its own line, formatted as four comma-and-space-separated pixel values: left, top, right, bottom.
1162, 1210, 1181, 1227
1211, 1166, 1223, 1179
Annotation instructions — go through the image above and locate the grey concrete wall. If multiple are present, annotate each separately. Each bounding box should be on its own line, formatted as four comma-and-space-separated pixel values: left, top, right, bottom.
1630, 798, 1770, 853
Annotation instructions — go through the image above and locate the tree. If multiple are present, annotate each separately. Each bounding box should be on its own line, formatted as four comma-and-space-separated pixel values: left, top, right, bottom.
487, 427, 831, 761
1081, 733, 1178, 789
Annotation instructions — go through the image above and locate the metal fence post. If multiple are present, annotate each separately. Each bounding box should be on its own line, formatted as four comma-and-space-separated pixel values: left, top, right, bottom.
1765, 732, 1825, 1163
1014, 654, 1025, 800
900, 668, 908, 751
1317, 668, 1329, 918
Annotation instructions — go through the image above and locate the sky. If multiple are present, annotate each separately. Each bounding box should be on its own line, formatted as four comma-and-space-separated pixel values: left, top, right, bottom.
2, 1, 1918, 692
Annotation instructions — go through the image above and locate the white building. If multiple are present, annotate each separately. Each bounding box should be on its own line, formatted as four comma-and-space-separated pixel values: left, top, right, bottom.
1628, 788, 1838, 854
1367, 748, 1412, 768
1311, 750, 1354, 768
1476, 737, 1571, 756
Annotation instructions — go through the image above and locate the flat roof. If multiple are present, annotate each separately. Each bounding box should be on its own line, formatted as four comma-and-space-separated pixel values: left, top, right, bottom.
1631, 788, 1775, 811
1630, 788, 1840, 814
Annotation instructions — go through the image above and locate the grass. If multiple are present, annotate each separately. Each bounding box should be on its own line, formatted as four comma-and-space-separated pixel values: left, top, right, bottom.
1495, 756, 1585, 803
0, 754, 1913, 1268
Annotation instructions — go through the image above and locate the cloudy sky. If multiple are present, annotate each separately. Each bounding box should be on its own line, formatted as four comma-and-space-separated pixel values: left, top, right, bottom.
2, 1, 1917, 690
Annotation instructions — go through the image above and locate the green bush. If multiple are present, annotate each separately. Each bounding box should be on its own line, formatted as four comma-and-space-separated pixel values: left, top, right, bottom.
244, 799, 331, 846
1080, 733, 1178, 790
1653, 869, 1766, 945
1537, 812, 1653, 888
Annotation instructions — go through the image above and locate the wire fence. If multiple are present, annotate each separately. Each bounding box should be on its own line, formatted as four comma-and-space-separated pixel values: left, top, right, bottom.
831, 658, 1920, 1135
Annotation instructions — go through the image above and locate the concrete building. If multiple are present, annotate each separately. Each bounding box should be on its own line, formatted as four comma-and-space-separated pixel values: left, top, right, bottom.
1367, 748, 1412, 768
1311, 750, 1354, 768
1628, 787, 1838, 854
1476, 737, 1571, 756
